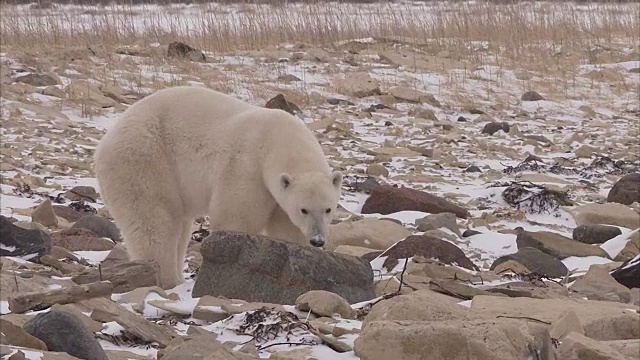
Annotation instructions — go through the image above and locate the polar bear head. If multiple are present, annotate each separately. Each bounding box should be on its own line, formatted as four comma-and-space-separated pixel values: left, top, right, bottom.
278, 171, 343, 247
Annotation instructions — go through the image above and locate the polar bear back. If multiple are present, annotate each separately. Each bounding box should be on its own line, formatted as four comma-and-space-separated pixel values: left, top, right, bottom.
95, 86, 332, 215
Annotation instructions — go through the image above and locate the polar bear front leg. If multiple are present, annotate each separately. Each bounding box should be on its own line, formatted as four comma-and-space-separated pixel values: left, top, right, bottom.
263, 205, 306, 245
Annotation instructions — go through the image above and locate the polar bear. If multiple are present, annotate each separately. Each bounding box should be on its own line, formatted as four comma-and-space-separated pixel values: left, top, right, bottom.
93, 86, 343, 289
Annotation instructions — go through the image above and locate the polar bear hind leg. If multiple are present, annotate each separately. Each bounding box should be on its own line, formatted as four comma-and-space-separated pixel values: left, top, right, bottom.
96, 150, 188, 289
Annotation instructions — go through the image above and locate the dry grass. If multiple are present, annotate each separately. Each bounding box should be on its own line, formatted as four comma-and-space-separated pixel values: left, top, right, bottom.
1, 1, 638, 72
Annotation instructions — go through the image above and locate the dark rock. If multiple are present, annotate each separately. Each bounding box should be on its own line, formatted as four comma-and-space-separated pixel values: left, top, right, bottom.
167, 41, 205, 62
573, 224, 622, 245
15, 73, 58, 87
468, 108, 485, 114
361, 251, 383, 262
192, 231, 376, 304
462, 229, 482, 237
464, 165, 482, 173
384, 120, 393, 126
52, 205, 84, 222
72, 260, 159, 293
607, 173, 640, 206
327, 98, 354, 106
353, 176, 381, 193
51, 228, 116, 251
264, 94, 301, 115
23, 308, 109, 360
490, 247, 569, 278
0, 215, 52, 260
64, 186, 98, 202
378, 235, 479, 272
515, 229, 610, 259
611, 255, 640, 289
71, 214, 121, 242
457, 116, 467, 122
629, 68, 640, 73
361, 185, 470, 219
277, 74, 301, 82
521, 91, 544, 101
481, 121, 510, 135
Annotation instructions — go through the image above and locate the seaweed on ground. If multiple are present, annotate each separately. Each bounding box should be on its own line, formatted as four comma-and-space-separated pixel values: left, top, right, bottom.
495, 181, 573, 214
68, 200, 97, 214
502, 155, 640, 179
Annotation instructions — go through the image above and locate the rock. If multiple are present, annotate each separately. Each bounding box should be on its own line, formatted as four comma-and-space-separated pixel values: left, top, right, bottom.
52, 205, 85, 223
23, 309, 109, 360
573, 224, 622, 244
72, 260, 160, 293
326, 218, 411, 251
607, 339, 640, 358
159, 334, 228, 360
365, 163, 389, 177
15, 73, 58, 87
361, 185, 470, 219
89, 299, 177, 347
490, 247, 569, 278
264, 94, 301, 115
550, 310, 584, 340
31, 199, 58, 228
462, 229, 482, 237
51, 228, 115, 251
575, 144, 597, 158
335, 72, 380, 98
192, 231, 376, 304
471, 295, 640, 340
558, 332, 631, 360
521, 90, 544, 101
363, 289, 477, 325
569, 203, 640, 229
409, 107, 438, 121
414, 212, 460, 236
64, 186, 98, 202
481, 121, 510, 135
41, 85, 66, 98
615, 232, 640, 262
429, 278, 504, 300
101, 243, 129, 267
277, 74, 301, 83
71, 215, 121, 242
611, 255, 640, 289
65, 80, 116, 108
570, 265, 631, 303
378, 235, 479, 271
0, 215, 52, 260
0, 318, 47, 350
167, 41, 206, 62
516, 229, 610, 259
355, 319, 554, 360
388, 86, 440, 107
483, 280, 569, 299
607, 173, 640, 206
464, 165, 481, 173
295, 290, 356, 319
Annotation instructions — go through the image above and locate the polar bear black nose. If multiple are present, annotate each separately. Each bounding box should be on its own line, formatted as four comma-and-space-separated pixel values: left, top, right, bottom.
310, 235, 325, 247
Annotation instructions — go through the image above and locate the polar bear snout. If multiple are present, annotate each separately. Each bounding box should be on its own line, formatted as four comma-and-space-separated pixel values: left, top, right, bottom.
310, 234, 326, 247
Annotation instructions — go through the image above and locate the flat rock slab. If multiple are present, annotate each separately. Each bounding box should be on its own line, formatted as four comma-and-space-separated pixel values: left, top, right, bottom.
71, 260, 160, 293
192, 231, 376, 304
490, 247, 569, 278
378, 235, 479, 271
361, 185, 470, 219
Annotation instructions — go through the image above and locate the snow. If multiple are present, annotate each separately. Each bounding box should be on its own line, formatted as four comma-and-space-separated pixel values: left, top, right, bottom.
562, 256, 613, 274
600, 228, 639, 259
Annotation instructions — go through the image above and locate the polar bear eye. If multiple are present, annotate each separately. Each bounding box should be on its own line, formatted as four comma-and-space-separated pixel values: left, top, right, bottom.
325, 208, 331, 214
301, 209, 308, 215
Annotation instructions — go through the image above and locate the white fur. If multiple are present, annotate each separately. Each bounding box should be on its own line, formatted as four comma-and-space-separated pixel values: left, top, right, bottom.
94, 86, 343, 289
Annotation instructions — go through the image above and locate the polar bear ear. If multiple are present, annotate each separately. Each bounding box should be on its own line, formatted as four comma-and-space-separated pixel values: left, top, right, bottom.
332, 171, 343, 188
280, 173, 293, 189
